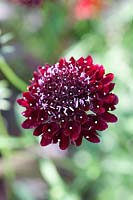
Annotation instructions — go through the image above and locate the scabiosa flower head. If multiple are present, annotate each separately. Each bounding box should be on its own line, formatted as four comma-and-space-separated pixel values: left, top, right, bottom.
17, 56, 118, 150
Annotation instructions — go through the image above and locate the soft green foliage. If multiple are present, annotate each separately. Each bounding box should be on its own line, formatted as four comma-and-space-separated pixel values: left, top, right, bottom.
0, 0, 133, 200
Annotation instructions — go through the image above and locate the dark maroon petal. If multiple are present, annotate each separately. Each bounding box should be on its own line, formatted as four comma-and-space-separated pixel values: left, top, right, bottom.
22, 109, 32, 117
69, 57, 76, 64
64, 121, 81, 140
23, 92, 32, 101
17, 99, 29, 107
95, 65, 105, 80
87, 134, 100, 143
59, 134, 69, 150
86, 55, 93, 65
75, 134, 83, 146
74, 110, 88, 124
40, 136, 52, 146
99, 112, 118, 123
43, 122, 60, 135
103, 83, 115, 93
93, 119, 108, 131
90, 101, 105, 114
104, 104, 116, 111
77, 57, 84, 65
103, 94, 119, 105
53, 132, 60, 144
82, 129, 100, 143
101, 73, 114, 85
87, 65, 98, 77
33, 125, 43, 136
82, 120, 91, 129
22, 118, 36, 129
37, 110, 48, 122
87, 114, 108, 131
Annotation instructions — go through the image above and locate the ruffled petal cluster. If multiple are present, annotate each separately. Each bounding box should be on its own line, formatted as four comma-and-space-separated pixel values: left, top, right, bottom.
17, 56, 118, 150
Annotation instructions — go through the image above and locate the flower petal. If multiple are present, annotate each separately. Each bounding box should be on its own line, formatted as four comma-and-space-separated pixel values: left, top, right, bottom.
87, 115, 108, 131
83, 128, 100, 143
59, 134, 69, 150
99, 112, 118, 123
74, 110, 88, 124
64, 121, 81, 140
103, 93, 119, 105
17, 98, 29, 107
33, 125, 43, 136
75, 134, 83, 146
22, 118, 36, 129
93, 119, 108, 131
40, 136, 52, 146
101, 73, 114, 85
43, 122, 60, 135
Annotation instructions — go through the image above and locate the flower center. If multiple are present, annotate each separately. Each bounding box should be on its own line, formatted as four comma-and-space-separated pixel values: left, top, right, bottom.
36, 64, 90, 120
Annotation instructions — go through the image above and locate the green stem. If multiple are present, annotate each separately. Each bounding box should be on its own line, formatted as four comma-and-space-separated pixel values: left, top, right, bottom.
0, 112, 15, 199
0, 55, 27, 92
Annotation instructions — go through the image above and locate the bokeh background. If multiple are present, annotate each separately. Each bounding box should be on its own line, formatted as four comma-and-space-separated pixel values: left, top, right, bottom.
0, 0, 133, 200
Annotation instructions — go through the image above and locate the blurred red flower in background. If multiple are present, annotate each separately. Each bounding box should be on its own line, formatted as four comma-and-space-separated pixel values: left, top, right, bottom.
74, 0, 105, 20
17, 56, 118, 150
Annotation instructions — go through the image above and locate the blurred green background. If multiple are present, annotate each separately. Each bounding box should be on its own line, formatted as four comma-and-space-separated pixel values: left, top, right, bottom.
0, 0, 133, 200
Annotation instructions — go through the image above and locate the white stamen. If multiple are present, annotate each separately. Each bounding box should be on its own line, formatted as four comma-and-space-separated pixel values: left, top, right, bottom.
48, 129, 51, 132
64, 107, 68, 116
69, 126, 72, 130
69, 107, 74, 111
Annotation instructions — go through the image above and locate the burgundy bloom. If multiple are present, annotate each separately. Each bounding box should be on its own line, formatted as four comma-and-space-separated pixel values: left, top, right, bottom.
11, 0, 42, 7
17, 56, 118, 150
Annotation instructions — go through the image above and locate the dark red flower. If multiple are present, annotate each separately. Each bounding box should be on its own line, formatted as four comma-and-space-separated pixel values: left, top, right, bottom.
11, 0, 42, 7
17, 56, 118, 150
